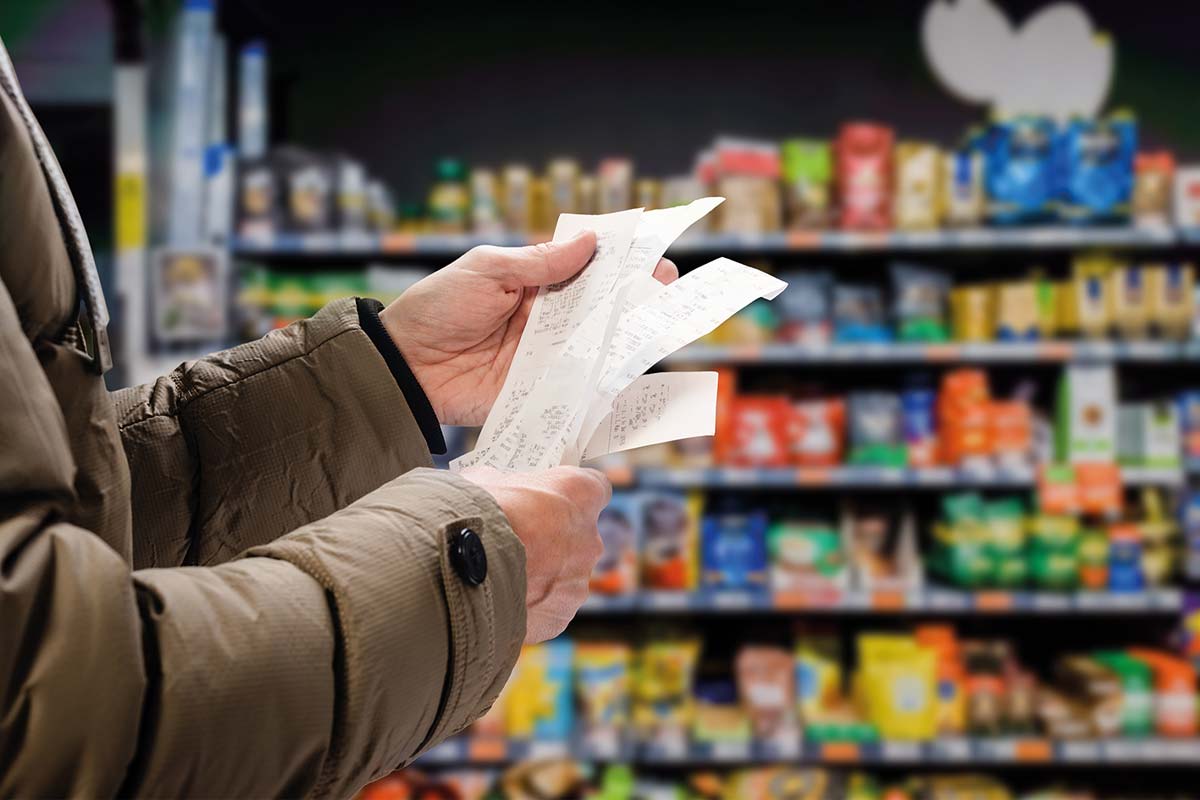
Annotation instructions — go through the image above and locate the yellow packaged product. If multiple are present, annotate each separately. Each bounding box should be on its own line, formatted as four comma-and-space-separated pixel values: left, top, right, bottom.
546, 158, 579, 219
577, 174, 599, 215
502, 165, 533, 232
1146, 262, 1195, 340
636, 179, 661, 211
950, 285, 994, 342
633, 638, 701, 740
724, 768, 837, 800
857, 634, 938, 741
994, 281, 1039, 339
1070, 254, 1116, 339
893, 142, 943, 230
530, 178, 552, 234
795, 632, 842, 724
1110, 263, 1152, 339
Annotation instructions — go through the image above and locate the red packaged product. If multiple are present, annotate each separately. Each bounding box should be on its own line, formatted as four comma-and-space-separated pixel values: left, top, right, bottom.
727, 396, 791, 467
788, 398, 846, 466
836, 122, 894, 230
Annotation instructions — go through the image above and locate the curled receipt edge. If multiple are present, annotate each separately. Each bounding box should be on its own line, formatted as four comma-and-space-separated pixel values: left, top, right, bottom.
452, 198, 789, 473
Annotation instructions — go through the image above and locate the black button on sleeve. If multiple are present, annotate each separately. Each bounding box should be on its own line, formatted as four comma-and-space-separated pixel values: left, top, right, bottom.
449, 527, 488, 586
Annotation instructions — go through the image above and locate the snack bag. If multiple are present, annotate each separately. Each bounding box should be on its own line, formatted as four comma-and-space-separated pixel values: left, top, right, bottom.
634, 638, 701, 741
893, 142, 942, 230
640, 491, 701, 591
834, 285, 889, 343
890, 263, 949, 342
794, 629, 842, 724
857, 634, 938, 740
735, 646, 798, 740
901, 388, 937, 468
782, 139, 833, 229
982, 116, 1057, 225
847, 393, 906, 467
1147, 262, 1195, 340
575, 643, 633, 744
1173, 165, 1200, 228
1058, 113, 1137, 224
593, 493, 641, 595
727, 396, 791, 467
788, 398, 845, 466
702, 512, 769, 590
505, 640, 574, 740
835, 122, 894, 230
943, 145, 985, 227
777, 271, 833, 345
767, 520, 846, 593
1133, 151, 1174, 228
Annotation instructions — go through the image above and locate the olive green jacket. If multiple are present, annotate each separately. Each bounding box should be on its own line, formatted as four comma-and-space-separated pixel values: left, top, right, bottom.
0, 39, 524, 799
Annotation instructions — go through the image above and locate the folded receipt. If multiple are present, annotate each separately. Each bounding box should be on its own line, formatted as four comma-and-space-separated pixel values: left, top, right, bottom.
451, 198, 787, 473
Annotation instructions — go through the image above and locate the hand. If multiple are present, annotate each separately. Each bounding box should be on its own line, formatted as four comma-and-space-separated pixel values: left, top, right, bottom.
460, 465, 611, 643
380, 233, 679, 426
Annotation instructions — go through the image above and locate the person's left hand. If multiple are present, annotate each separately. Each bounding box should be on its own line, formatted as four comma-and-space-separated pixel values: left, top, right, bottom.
380, 232, 678, 426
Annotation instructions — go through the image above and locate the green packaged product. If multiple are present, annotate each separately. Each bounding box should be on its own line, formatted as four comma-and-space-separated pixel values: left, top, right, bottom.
782, 139, 832, 229
942, 492, 985, 525
1092, 651, 1154, 738
768, 521, 845, 589
1028, 546, 1079, 590
930, 524, 993, 588
981, 498, 1026, 557
1029, 514, 1080, 551
992, 555, 1028, 588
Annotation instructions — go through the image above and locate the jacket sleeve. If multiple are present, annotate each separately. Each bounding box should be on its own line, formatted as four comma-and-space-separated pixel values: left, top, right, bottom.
111, 296, 437, 570
1, 473, 526, 799
1, 285, 526, 798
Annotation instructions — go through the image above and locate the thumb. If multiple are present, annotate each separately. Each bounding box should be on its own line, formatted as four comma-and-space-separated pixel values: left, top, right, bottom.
503, 230, 597, 287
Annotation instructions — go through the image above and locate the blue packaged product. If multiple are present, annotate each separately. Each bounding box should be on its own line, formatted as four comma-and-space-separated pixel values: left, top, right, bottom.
901, 388, 937, 460
1058, 115, 1136, 224
1178, 391, 1200, 458
983, 117, 1058, 225
701, 512, 768, 590
1108, 526, 1144, 592
1183, 492, 1200, 581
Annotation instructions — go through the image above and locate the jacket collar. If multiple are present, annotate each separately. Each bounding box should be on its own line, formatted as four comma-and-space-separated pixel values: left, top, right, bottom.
0, 36, 111, 373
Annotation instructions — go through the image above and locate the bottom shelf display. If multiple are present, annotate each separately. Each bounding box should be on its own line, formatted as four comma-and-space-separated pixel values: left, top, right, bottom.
417, 734, 1200, 766
360, 762, 1198, 800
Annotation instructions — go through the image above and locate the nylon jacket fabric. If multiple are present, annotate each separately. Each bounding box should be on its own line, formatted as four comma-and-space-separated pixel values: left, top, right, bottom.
0, 41, 525, 799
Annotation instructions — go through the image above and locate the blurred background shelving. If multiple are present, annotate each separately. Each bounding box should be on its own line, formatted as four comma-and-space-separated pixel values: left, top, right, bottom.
12, 1, 1200, 797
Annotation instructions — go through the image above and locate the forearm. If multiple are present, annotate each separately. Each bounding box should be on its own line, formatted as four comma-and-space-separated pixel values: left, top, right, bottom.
112, 298, 439, 569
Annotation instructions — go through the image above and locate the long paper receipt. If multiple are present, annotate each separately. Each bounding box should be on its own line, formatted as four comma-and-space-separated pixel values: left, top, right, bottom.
452, 197, 787, 472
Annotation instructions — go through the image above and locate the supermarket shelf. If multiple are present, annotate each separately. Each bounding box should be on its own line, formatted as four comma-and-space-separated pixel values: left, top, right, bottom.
578, 588, 1188, 615
232, 226, 1185, 259
419, 735, 1200, 767
663, 340, 1200, 365
633, 465, 1184, 489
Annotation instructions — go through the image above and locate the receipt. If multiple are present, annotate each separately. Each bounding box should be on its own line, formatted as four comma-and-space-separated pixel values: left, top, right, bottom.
470, 207, 642, 459
575, 258, 787, 451
453, 201, 787, 474
620, 196, 725, 276
582, 372, 718, 461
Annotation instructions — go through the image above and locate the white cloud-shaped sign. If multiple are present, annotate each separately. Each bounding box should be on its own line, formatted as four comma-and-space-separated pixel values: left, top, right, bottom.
922, 0, 1113, 120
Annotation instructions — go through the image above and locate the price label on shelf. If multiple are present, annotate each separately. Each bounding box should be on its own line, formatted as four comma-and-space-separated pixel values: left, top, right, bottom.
1060, 741, 1102, 762
819, 741, 860, 762
528, 740, 569, 760
711, 591, 756, 610
711, 740, 751, 761
930, 738, 971, 762
881, 741, 921, 762
1031, 592, 1071, 612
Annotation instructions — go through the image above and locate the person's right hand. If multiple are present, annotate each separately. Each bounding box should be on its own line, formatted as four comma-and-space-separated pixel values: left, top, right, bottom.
460, 465, 610, 643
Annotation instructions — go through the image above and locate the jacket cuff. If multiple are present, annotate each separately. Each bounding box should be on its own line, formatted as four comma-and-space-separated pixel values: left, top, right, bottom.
355, 298, 446, 455
245, 468, 526, 797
